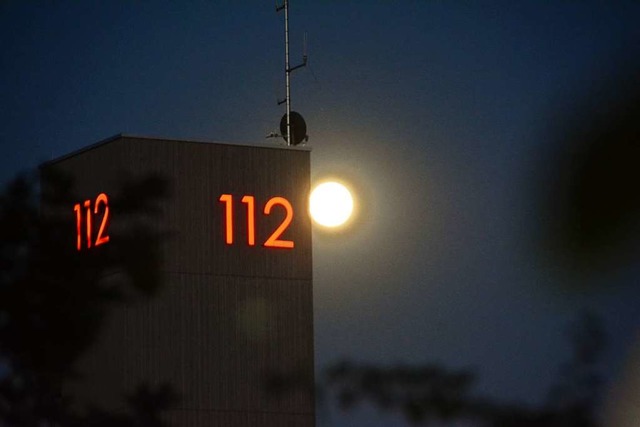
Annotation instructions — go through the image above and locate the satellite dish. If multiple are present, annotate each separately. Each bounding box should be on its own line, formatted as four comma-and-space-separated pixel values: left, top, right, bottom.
280, 111, 308, 146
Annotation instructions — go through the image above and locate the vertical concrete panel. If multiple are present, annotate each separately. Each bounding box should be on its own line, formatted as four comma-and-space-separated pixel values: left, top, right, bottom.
41, 136, 314, 426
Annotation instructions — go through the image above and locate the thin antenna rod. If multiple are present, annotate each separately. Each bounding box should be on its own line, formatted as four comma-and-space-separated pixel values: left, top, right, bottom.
303, 31, 308, 68
277, 0, 306, 146
284, 0, 291, 146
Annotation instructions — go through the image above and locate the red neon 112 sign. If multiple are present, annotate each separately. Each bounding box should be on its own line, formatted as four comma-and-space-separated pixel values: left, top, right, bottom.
74, 193, 111, 251
219, 194, 294, 249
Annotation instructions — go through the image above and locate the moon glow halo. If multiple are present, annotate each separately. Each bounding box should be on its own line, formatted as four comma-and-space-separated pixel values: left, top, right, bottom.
309, 181, 354, 228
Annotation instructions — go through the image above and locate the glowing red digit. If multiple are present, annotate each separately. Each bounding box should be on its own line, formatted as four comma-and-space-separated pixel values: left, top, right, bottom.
83, 199, 92, 249
94, 193, 110, 246
74, 203, 82, 251
241, 195, 256, 246
219, 194, 233, 245
263, 196, 294, 249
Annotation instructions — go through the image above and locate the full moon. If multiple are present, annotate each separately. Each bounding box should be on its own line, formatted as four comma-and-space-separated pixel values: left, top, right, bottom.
309, 181, 354, 227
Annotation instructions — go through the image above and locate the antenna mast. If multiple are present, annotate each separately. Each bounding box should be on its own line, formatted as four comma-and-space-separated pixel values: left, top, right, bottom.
277, 0, 307, 146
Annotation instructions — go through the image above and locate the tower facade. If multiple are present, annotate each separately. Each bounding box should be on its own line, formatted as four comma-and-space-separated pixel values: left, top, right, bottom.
41, 135, 314, 426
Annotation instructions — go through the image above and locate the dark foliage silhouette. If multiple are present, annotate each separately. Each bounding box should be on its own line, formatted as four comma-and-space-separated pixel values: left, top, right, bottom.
324, 362, 475, 424
0, 171, 177, 426
308, 313, 605, 426
538, 59, 640, 275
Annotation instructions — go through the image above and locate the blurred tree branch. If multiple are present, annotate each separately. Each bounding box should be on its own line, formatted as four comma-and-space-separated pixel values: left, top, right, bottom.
0, 171, 177, 426
269, 313, 606, 426
538, 58, 640, 276
323, 314, 604, 425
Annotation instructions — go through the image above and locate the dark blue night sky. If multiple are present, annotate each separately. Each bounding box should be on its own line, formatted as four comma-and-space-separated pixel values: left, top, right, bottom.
2, 1, 639, 425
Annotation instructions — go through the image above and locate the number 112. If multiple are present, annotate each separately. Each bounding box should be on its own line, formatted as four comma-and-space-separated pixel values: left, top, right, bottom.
218, 194, 294, 249
74, 193, 111, 251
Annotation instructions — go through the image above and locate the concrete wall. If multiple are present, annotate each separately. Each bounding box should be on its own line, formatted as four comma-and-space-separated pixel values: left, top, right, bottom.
41, 135, 314, 426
